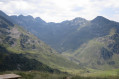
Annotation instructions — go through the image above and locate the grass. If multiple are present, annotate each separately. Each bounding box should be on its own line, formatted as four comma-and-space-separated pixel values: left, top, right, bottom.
0, 69, 119, 79
71, 76, 119, 79
0, 71, 69, 79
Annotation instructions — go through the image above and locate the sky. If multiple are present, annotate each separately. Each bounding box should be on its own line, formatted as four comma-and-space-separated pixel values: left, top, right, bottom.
0, 0, 119, 22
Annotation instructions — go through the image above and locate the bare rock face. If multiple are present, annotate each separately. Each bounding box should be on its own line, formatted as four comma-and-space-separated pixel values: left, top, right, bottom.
10, 27, 21, 39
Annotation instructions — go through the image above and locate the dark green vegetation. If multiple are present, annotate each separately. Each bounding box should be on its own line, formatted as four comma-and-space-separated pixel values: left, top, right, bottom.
0, 46, 57, 72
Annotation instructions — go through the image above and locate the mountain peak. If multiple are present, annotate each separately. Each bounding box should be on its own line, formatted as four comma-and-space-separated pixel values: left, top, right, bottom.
35, 17, 42, 20
73, 17, 85, 20
92, 16, 110, 23
95, 16, 107, 20
35, 17, 46, 23
69, 17, 87, 25
18, 15, 34, 19
72, 17, 86, 22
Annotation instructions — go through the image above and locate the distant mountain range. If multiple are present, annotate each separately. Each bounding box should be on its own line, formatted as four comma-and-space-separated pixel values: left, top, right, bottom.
0, 10, 80, 72
10, 15, 88, 53
0, 10, 119, 70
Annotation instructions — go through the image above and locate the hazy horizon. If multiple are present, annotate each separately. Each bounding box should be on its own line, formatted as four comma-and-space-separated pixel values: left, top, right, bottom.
0, 0, 119, 23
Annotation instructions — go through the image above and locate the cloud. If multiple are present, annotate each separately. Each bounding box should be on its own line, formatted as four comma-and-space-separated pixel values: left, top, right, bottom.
0, 0, 119, 22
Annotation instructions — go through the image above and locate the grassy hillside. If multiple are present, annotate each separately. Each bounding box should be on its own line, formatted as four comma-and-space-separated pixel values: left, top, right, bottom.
0, 15, 80, 72
0, 45, 60, 73
63, 31, 119, 69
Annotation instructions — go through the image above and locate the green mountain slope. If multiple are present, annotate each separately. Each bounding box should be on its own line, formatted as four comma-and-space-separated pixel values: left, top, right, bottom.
0, 45, 59, 72
0, 14, 80, 71
61, 16, 119, 53
62, 19, 119, 69
65, 34, 119, 69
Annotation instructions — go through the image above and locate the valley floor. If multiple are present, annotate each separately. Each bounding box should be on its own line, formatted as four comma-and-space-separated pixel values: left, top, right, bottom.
0, 69, 119, 79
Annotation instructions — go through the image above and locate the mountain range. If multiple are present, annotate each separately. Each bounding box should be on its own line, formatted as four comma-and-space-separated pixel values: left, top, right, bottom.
0, 10, 80, 72
0, 10, 119, 71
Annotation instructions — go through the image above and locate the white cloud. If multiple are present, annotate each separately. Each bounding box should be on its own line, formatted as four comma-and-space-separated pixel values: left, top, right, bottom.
0, 0, 119, 22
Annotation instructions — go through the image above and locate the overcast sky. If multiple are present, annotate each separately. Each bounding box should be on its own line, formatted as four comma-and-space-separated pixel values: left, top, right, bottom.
0, 0, 119, 22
